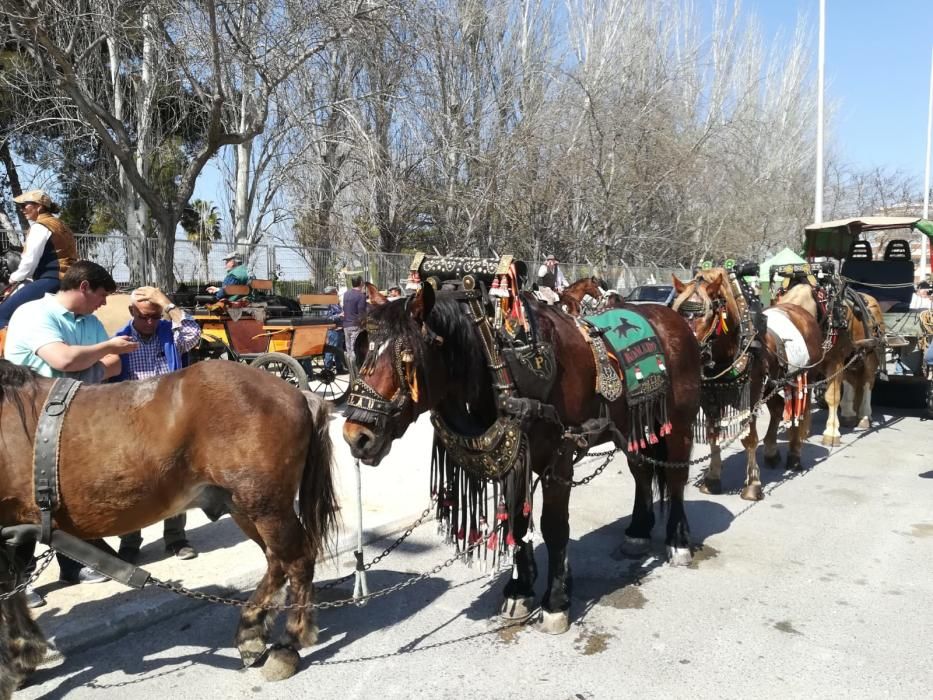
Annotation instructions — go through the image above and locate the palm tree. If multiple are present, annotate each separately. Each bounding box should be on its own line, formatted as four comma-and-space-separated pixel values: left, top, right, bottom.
180, 199, 222, 286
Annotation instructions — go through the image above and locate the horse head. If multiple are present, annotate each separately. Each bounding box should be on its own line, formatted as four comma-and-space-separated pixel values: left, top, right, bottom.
672, 269, 739, 358
0, 250, 21, 286
343, 283, 447, 465
561, 276, 605, 315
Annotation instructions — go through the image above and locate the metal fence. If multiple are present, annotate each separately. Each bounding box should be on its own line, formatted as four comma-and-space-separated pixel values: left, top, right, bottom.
1, 228, 685, 294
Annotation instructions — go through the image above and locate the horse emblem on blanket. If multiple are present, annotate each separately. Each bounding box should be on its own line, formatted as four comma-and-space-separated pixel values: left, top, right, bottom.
582, 308, 672, 451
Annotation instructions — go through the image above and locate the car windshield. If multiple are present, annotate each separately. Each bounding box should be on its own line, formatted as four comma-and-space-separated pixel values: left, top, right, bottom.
630, 286, 672, 302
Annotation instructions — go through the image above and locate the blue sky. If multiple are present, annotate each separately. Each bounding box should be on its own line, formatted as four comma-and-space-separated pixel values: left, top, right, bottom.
753, 0, 933, 175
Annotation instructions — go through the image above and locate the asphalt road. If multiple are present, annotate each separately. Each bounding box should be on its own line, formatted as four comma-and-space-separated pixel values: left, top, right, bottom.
18, 407, 933, 700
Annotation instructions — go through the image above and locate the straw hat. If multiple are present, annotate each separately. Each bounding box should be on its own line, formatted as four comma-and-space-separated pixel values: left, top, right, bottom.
13, 189, 56, 211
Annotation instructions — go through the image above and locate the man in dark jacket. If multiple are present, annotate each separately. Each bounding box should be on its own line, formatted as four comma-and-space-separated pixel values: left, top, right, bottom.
342, 276, 367, 365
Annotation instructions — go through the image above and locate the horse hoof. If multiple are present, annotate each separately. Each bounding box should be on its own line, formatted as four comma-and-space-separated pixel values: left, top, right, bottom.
536, 609, 570, 635
262, 646, 300, 682
10, 636, 48, 678
238, 638, 267, 668
857, 417, 870, 430
740, 484, 763, 501
821, 434, 841, 447
786, 455, 802, 472
840, 416, 857, 428
698, 478, 721, 495
666, 546, 692, 566
764, 451, 781, 468
618, 535, 651, 558
500, 596, 536, 621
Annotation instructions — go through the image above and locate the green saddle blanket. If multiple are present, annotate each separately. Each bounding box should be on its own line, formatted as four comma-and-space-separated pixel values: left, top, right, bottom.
584, 308, 666, 398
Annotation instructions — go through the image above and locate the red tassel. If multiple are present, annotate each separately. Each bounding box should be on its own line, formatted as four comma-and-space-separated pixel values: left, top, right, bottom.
506, 533, 516, 547
487, 533, 498, 550
457, 528, 466, 541
522, 501, 531, 516
640, 437, 647, 449
649, 432, 659, 445
468, 529, 481, 544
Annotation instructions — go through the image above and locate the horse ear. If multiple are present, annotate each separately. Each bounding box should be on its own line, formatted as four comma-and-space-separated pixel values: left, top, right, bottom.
672, 274, 687, 294
407, 283, 435, 323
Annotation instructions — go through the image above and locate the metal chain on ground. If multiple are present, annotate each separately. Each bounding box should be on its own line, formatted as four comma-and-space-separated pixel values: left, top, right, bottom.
317, 505, 435, 591
148, 524, 500, 611
0, 549, 54, 602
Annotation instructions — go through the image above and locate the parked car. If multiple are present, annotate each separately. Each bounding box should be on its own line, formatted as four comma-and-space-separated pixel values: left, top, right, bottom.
625, 284, 675, 305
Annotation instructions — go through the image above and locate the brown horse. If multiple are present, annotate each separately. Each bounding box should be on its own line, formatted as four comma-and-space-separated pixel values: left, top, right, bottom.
343, 282, 702, 633
0, 360, 338, 690
777, 283, 885, 445
672, 269, 822, 499
559, 276, 606, 315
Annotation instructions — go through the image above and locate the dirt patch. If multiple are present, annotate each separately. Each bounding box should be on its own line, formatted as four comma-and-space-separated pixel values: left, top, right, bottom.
910, 523, 933, 538
823, 488, 863, 504
599, 586, 647, 610
687, 544, 720, 569
574, 629, 612, 656
773, 620, 801, 635
496, 622, 526, 645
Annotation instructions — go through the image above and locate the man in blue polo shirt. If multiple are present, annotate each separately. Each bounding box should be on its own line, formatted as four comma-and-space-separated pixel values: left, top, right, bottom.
5, 260, 139, 607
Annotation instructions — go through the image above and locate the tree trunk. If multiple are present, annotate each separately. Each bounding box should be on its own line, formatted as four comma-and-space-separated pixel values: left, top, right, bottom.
0, 139, 29, 232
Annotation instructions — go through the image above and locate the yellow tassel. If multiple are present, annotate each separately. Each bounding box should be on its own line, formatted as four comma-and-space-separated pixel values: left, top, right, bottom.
719, 310, 729, 333
408, 367, 420, 403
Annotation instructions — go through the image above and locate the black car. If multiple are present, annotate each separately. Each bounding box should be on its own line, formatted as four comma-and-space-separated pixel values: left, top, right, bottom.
625, 284, 675, 305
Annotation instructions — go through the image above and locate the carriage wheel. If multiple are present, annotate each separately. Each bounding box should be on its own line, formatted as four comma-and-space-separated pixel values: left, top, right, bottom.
250, 352, 310, 390
302, 345, 351, 405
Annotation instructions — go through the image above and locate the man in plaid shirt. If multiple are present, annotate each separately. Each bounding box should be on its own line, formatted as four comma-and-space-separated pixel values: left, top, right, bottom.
112, 286, 202, 563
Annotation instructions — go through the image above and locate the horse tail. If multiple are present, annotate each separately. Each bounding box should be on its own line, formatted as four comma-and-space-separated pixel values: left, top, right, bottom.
299, 391, 340, 560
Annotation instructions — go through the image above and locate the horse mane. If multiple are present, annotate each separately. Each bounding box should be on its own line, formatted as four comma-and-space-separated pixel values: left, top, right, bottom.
697, 268, 742, 322
0, 360, 40, 432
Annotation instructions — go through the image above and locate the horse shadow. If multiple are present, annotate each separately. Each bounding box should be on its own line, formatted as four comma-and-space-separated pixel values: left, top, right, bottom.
26, 567, 453, 694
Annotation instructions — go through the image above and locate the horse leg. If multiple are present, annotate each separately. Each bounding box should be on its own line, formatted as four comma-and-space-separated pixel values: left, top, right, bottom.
698, 433, 723, 494
856, 375, 873, 429
763, 394, 784, 467
537, 455, 574, 635
740, 419, 764, 501
0, 597, 15, 700
500, 532, 536, 621
840, 380, 858, 427
252, 513, 323, 681
620, 455, 656, 557
786, 401, 813, 472
229, 512, 285, 669
822, 373, 842, 446
658, 430, 692, 565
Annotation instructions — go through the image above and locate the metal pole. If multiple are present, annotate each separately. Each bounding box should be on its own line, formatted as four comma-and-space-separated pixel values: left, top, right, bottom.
814, 0, 826, 224
921, 46, 933, 281
352, 458, 369, 603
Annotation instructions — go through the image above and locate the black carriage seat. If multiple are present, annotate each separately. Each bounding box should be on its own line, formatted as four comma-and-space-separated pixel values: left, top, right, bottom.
841, 238, 914, 311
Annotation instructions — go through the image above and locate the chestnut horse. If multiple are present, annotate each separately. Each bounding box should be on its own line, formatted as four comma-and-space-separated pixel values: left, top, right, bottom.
777, 283, 884, 444
559, 276, 606, 315
672, 269, 822, 500
0, 360, 338, 691
343, 283, 701, 633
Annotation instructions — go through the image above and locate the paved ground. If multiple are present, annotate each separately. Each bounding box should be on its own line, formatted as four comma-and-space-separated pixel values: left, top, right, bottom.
17, 405, 933, 699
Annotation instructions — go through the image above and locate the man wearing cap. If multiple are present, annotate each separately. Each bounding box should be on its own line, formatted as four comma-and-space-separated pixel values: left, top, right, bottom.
0, 189, 78, 328
536, 254, 566, 303
206, 252, 250, 301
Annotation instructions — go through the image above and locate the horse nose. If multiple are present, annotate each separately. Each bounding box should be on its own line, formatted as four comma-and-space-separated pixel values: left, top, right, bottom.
343, 422, 376, 456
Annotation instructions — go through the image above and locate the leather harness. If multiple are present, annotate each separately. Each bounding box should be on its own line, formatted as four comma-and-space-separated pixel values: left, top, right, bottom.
33, 377, 82, 545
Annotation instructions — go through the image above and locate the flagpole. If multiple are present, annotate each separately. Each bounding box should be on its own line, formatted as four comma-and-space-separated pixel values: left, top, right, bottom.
814, 0, 826, 224
921, 46, 933, 281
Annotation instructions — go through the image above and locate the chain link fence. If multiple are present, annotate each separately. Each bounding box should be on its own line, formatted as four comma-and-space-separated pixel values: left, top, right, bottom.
1, 228, 685, 294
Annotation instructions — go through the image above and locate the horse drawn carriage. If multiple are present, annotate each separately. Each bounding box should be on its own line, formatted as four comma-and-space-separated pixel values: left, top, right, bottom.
177, 283, 351, 405
800, 216, 933, 416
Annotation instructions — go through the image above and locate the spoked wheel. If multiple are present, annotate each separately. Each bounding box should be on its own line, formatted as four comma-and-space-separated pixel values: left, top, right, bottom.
302, 345, 351, 404
250, 352, 310, 390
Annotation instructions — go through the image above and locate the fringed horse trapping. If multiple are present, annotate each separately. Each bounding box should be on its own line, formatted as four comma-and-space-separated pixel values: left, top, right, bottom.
777, 273, 886, 445
672, 266, 788, 500
345, 253, 702, 635
0, 360, 338, 687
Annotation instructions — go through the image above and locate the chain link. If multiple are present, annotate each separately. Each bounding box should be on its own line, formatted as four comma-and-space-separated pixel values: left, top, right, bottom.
0, 549, 55, 602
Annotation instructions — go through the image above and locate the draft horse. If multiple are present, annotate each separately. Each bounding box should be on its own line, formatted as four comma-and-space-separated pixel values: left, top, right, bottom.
0, 360, 338, 694
343, 282, 702, 633
559, 276, 606, 316
672, 268, 823, 500
775, 280, 884, 444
